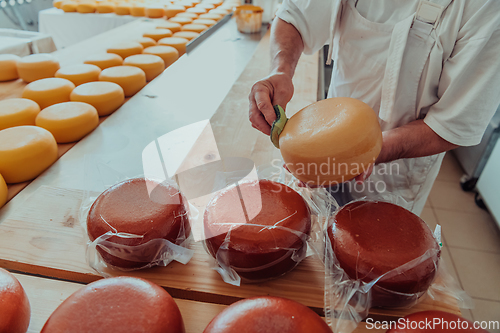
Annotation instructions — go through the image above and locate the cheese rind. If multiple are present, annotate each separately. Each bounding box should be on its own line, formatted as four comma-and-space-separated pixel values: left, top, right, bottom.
0, 54, 20, 82
17, 54, 60, 83
0, 174, 7, 208
0, 98, 41, 130
36, 102, 99, 143
158, 37, 188, 55
130, 5, 145, 16
136, 37, 156, 49
77, 2, 96, 13
143, 46, 179, 68
164, 5, 185, 18
96, 2, 114, 13
61, 0, 77, 12
143, 29, 172, 42
22, 78, 75, 110
70, 81, 124, 116
145, 6, 164, 18
99, 66, 146, 97
55, 64, 101, 86
0, 126, 58, 183
107, 42, 144, 60
123, 54, 165, 81
84, 53, 123, 70
114, 4, 131, 15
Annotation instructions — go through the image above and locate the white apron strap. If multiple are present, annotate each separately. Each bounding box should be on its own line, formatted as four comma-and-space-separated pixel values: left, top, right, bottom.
326, 0, 344, 65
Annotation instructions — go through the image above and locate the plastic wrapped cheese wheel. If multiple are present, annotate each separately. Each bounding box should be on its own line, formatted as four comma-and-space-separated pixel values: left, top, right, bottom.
130, 5, 145, 16
0, 174, 7, 208
99, 66, 146, 97
156, 21, 182, 33
181, 23, 207, 33
158, 37, 188, 56
143, 46, 179, 68
35, 102, 99, 143
17, 54, 60, 83
55, 64, 101, 86
41, 276, 185, 333
204, 296, 331, 333
123, 54, 165, 81
279, 97, 382, 185
114, 4, 131, 15
76, 1, 96, 13
70, 81, 124, 116
0, 98, 40, 131
22, 78, 75, 110
145, 5, 164, 18
96, 2, 114, 13
386, 311, 488, 333
164, 5, 185, 18
204, 180, 311, 282
87, 178, 191, 268
328, 201, 440, 308
172, 31, 199, 41
136, 37, 156, 48
169, 16, 193, 25
84, 53, 123, 70
107, 42, 144, 59
0, 54, 20, 82
0, 268, 31, 333
0, 126, 58, 183
143, 29, 173, 42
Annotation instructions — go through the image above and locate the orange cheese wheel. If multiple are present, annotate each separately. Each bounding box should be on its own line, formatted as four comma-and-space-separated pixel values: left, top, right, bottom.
96, 2, 115, 13
169, 16, 193, 25
143, 29, 172, 42
175, 12, 198, 19
279, 97, 383, 185
145, 5, 164, 18
55, 64, 101, 86
76, 2, 96, 13
0, 126, 58, 183
0, 54, 20, 82
70, 81, 124, 116
0, 98, 40, 131
53, 0, 63, 8
123, 54, 165, 81
143, 46, 179, 68
192, 18, 216, 27
164, 5, 185, 18
0, 268, 31, 333
114, 4, 131, 15
22, 78, 75, 110
99, 66, 146, 97
17, 54, 60, 83
199, 13, 222, 20
172, 31, 199, 41
0, 174, 6, 208
186, 6, 206, 14
130, 5, 145, 16
181, 23, 207, 33
136, 37, 157, 48
61, 0, 77, 12
36, 102, 99, 143
158, 37, 188, 55
84, 53, 123, 70
156, 21, 182, 33
107, 42, 144, 59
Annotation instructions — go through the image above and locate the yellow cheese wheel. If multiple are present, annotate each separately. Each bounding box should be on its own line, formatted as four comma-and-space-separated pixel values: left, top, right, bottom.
36, 102, 99, 143
55, 64, 101, 86
0, 126, 58, 184
0, 174, 7, 208
22, 78, 75, 110
279, 97, 383, 185
156, 21, 182, 33
196, 3, 215, 10
136, 37, 156, 48
61, 0, 77, 12
192, 18, 216, 27
199, 13, 222, 20
209, 8, 230, 15
96, 2, 115, 13
172, 31, 199, 41
0, 98, 40, 130
143, 29, 173, 42
169, 16, 193, 25
145, 6, 164, 18
143, 46, 179, 68
17, 54, 60, 83
123, 54, 165, 81
177, 1, 195, 9
53, 0, 63, 8
99, 66, 146, 97
70, 81, 124, 116
77, 2, 96, 13
0, 54, 20, 82
181, 23, 207, 33
187, 6, 206, 14
158, 37, 188, 56
164, 5, 185, 18
114, 4, 131, 15
107, 42, 144, 60
84, 53, 123, 70
130, 5, 145, 16
175, 12, 198, 19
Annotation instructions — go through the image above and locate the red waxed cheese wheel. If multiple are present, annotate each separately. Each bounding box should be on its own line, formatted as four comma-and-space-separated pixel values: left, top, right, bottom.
87, 178, 191, 269
204, 180, 311, 282
328, 201, 440, 308
41, 276, 185, 333
386, 310, 488, 333
0, 268, 31, 333
204, 296, 332, 333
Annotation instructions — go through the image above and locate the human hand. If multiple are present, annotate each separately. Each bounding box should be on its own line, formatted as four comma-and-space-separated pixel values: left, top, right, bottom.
248, 72, 294, 135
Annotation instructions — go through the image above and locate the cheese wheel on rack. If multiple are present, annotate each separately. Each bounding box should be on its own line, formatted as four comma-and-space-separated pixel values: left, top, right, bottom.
143, 46, 179, 68
0, 126, 58, 183
0, 268, 31, 333
99, 66, 146, 97
0, 174, 7, 208
61, 0, 77, 12
169, 16, 193, 25
96, 2, 115, 13
136, 37, 156, 48
143, 29, 173, 42
181, 23, 207, 33
70, 81, 124, 116
22, 78, 75, 110
114, 4, 131, 15
84, 53, 123, 70
76, 2, 96, 13
145, 5, 164, 18
0, 54, 20, 82
55, 64, 101, 86
36, 102, 99, 143
123, 54, 165, 81
107, 42, 144, 60
164, 5, 185, 18
192, 18, 216, 27
0, 98, 40, 130
175, 12, 198, 19
17, 54, 60, 83
158, 37, 188, 56
187, 6, 206, 14
130, 4, 145, 16
199, 13, 222, 20
172, 31, 199, 41
156, 21, 182, 33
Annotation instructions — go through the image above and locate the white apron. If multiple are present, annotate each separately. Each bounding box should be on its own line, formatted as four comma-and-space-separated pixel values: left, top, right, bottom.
327, 0, 452, 215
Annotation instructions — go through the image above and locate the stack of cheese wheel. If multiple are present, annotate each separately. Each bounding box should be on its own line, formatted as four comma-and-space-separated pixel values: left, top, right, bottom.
204, 179, 311, 282
158, 37, 189, 56
0, 268, 31, 332
55, 64, 101, 86
143, 46, 179, 68
0, 99, 40, 131
0, 54, 20, 82
70, 81, 125, 116
17, 54, 60, 83
22, 78, 75, 110
41, 277, 185, 333
123, 54, 165, 81
99, 65, 146, 97
84, 53, 123, 70
328, 201, 440, 308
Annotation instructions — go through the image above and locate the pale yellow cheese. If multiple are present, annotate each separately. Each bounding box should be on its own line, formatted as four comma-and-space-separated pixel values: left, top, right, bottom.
0, 54, 20, 82
0, 98, 40, 130
130, 5, 145, 16
158, 37, 188, 56
35, 102, 99, 143
164, 5, 185, 18
143, 46, 179, 68
0, 173, 7, 208
175, 12, 198, 19
181, 23, 207, 33
77, 2, 96, 13
55, 64, 101, 86
84, 53, 123, 70
61, 1, 78, 12
96, 2, 115, 13
136, 37, 156, 48
143, 29, 173, 42
99, 65, 146, 97
172, 30, 199, 41
22, 78, 75, 110
17, 54, 60, 83
70, 81, 124, 116
199, 13, 222, 20
156, 21, 182, 33
169, 16, 192, 25
114, 4, 131, 15
107, 42, 144, 59
145, 5, 164, 18
0, 126, 58, 184
192, 18, 216, 27
123, 54, 165, 81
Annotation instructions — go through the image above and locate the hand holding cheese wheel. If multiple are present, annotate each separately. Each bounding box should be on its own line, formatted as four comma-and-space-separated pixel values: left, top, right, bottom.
22, 78, 75, 110
107, 41, 144, 59
123, 54, 165, 81
99, 66, 146, 97
17, 54, 60, 83
0, 268, 30, 333
279, 97, 382, 185
204, 296, 332, 333
55, 64, 101, 86
84, 53, 123, 70
70, 81, 124, 116
0, 99, 40, 131
0, 54, 20, 82
41, 276, 185, 333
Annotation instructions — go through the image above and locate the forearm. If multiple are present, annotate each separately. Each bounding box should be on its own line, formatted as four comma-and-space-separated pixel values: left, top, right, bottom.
376, 119, 459, 164
270, 18, 304, 78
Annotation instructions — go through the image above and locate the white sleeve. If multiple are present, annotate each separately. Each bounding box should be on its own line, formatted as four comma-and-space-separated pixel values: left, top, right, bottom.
275, 0, 335, 55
